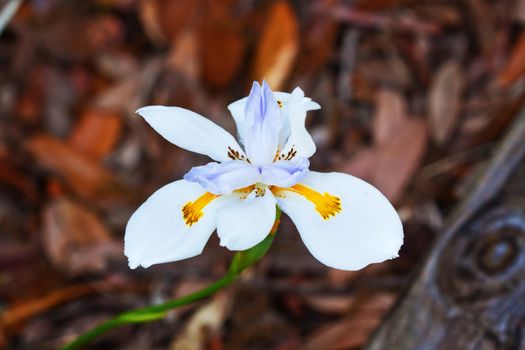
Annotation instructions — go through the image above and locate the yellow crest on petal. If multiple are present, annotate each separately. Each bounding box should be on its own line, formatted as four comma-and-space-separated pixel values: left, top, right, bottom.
271, 184, 341, 220
182, 192, 219, 226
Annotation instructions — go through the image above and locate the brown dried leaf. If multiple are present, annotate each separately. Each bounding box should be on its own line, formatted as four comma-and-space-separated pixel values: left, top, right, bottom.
465, 0, 497, 53
14, 66, 46, 125
0, 281, 115, 330
167, 30, 201, 82
428, 61, 464, 144
498, 31, 525, 87
171, 293, 231, 350
372, 89, 408, 146
373, 118, 427, 202
69, 109, 122, 161
26, 135, 124, 201
200, 5, 246, 89
304, 295, 355, 315
252, 2, 299, 90
297, 6, 339, 75
95, 58, 164, 114
139, 0, 196, 45
306, 293, 396, 350
43, 197, 119, 275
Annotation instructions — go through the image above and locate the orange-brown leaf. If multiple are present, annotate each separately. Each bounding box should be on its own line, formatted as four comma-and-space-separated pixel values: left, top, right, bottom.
43, 197, 121, 275
69, 109, 122, 161
252, 1, 299, 90
26, 135, 122, 201
200, 7, 246, 89
498, 31, 525, 87
373, 118, 427, 202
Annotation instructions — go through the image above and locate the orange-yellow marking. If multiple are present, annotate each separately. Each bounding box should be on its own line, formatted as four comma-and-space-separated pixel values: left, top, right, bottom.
234, 185, 255, 199
271, 184, 342, 220
277, 100, 283, 108
182, 192, 219, 226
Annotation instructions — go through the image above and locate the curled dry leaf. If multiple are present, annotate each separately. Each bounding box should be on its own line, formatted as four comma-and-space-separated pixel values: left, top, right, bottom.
139, 0, 196, 45
171, 293, 231, 350
252, 1, 299, 90
306, 292, 396, 350
26, 135, 124, 201
297, 5, 339, 75
167, 30, 201, 82
373, 118, 427, 202
200, 5, 246, 89
372, 89, 408, 146
0, 281, 114, 330
43, 197, 120, 275
304, 294, 356, 315
498, 31, 525, 87
428, 61, 464, 144
342, 117, 427, 203
69, 108, 122, 161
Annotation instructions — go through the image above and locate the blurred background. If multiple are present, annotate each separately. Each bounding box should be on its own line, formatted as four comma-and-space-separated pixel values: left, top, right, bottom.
1, 0, 525, 349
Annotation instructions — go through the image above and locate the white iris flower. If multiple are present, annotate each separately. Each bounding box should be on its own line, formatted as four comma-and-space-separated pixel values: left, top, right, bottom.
125, 81, 403, 270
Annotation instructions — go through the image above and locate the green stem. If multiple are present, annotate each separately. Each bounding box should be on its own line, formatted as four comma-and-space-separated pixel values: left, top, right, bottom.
61, 274, 236, 350
61, 208, 281, 350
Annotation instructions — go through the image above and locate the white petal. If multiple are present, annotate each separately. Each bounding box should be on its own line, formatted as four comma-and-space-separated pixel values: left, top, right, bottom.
184, 161, 261, 195
125, 180, 221, 268
227, 98, 248, 146
280, 87, 320, 159
136, 105, 245, 163
216, 190, 276, 251
275, 171, 403, 270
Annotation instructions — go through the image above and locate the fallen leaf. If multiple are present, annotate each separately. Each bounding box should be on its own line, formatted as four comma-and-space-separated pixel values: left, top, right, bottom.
95, 58, 164, 114
465, 0, 497, 53
26, 135, 124, 201
297, 5, 339, 75
343, 117, 427, 203
0, 281, 115, 330
171, 293, 231, 350
252, 1, 299, 90
167, 29, 201, 82
428, 61, 464, 144
306, 293, 396, 350
139, 0, 196, 45
373, 118, 427, 202
303, 295, 355, 315
69, 109, 122, 161
199, 3, 246, 89
372, 89, 408, 146
14, 66, 46, 125
43, 197, 120, 275
498, 31, 525, 87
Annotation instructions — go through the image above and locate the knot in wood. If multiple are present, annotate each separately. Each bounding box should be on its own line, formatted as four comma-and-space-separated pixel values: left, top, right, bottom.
437, 206, 525, 306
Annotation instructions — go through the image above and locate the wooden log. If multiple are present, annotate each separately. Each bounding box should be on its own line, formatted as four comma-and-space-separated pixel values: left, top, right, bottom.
365, 109, 525, 350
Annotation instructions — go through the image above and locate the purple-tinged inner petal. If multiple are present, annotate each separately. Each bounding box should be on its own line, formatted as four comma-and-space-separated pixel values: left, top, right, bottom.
243, 81, 282, 165
260, 157, 310, 188
184, 161, 261, 194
